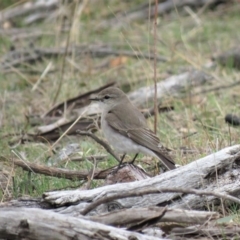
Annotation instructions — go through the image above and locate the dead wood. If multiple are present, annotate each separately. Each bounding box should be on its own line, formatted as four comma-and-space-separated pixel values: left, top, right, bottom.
0, 0, 60, 24
0, 201, 219, 227
35, 117, 98, 141
128, 69, 213, 106
0, 202, 223, 239
0, 28, 53, 43
43, 81, 116, 117
36, 117, 69, 133
104, 163, 150, 185
0, 28, 40, 36
7, 156, 111, 180
81, 187, 240, 216
6, 118, 97, 145
43, 145, 240, 215
0, 208, 163, 240
98, 0, 229, 29
77, 130, 121, 163
0, 204, 220, 239
88, 207, 219, 227
7, 156, 149, 184
0, 197, 51, 209
23, 11, 54, 25
0, 44, 168, 70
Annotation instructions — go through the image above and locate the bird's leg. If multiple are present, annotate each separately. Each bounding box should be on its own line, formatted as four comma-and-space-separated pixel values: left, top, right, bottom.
130, 153, 139, 164
118, 153, 126, 168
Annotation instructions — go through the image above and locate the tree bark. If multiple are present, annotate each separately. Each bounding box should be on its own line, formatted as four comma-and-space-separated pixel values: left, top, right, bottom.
0, 208, 163, 240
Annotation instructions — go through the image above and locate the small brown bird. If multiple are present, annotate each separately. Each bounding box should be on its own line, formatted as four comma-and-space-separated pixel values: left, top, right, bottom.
90, 87, 176, 170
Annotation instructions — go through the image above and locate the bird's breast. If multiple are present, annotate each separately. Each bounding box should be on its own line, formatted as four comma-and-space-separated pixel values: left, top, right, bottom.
101, 116, 140, 154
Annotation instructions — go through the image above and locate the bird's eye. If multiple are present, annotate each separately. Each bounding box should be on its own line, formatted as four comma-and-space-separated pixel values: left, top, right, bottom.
104, 95, 110, 99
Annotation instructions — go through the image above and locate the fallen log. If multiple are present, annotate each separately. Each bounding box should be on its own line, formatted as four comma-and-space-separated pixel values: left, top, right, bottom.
0, 208, 163, 240
43, 145, 240, 215
128, 69, 213, 106
1, 146, 239, 239
88, 207, 219, 227
0, 44, 168, 70
98, 0, 229, 29
0, 0, 60, 24
42, 81, 116, 117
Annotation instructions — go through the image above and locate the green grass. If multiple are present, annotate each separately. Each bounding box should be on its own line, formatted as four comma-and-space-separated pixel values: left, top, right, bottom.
0, 0, 16, 9
0, 1, 240, 214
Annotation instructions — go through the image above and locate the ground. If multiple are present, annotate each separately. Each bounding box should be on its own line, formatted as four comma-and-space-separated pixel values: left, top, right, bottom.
0, 0, 240, 217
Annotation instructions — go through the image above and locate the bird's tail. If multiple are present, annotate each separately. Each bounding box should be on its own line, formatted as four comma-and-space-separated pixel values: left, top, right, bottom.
153, 150, 176, 170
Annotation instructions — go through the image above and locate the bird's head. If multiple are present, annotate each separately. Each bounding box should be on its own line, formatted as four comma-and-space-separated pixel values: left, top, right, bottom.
90, 87, 127, 109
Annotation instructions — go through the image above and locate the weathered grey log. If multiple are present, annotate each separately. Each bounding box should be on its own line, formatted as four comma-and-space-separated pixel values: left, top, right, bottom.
128, 69, 212, 106
88, 207, 220, 227
43, 145, 240, 215
0, 208, 164, 240
0, 205, 219, 239
0, 28, 52, 39
0, 197, 51, 209
0, 201, 218, 227
0, 45, 168, 71
0, 0, 59, 24
98, 0, 225, 29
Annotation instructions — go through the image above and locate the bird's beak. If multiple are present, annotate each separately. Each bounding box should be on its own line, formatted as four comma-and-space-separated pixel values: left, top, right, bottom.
89, 94, 100, 101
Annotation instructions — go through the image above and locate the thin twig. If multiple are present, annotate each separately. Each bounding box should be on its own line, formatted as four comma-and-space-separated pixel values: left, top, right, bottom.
2, 156, 112, 180
51, 109, 87, 149
77, 130, 121, 163
0, 162, 14, 203
86, 155, 97, 189
51, 3, 74, 105
153, 0, 158, 134
194, 80, 240, 96
81, 187, 240, 215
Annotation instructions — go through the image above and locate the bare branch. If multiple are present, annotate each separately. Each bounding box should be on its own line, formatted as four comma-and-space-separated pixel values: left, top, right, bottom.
77, 130, 121, 163
1, 156, 112, 180
81, 187, 240, 215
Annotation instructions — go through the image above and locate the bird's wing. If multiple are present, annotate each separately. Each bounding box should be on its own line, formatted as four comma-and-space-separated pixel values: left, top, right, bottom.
105, 108, 162, 151
105, 103, 147, 130
105, 110, 175, 168
127, 127, 164, 152
127, 128, 176, 170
